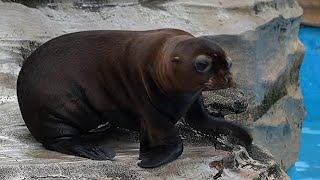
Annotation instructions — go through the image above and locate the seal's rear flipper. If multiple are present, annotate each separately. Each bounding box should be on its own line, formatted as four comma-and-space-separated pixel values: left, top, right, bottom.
43, 137, 115, 160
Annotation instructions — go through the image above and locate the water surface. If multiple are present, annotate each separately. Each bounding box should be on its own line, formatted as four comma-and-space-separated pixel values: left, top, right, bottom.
288, 26, 320, 180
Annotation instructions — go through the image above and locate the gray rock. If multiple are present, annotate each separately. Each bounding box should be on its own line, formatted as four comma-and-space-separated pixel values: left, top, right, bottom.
207, 32, 306, 170
252, 94, 305, 171
0, 0, 305, 176
203, 88, 248, 117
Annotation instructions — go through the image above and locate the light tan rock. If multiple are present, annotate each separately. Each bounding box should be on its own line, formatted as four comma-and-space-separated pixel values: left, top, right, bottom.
298, 0, 320, 27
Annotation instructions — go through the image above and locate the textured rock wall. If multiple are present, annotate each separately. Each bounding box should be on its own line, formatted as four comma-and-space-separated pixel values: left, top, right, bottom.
0, 0, 305, 175
206, 12, 306, 170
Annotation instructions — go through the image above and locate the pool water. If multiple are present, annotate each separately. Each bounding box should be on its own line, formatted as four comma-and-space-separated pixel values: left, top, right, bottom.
287, 26, 320, 179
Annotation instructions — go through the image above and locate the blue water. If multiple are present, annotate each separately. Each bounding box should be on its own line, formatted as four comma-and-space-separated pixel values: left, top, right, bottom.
287, 26, 320, 179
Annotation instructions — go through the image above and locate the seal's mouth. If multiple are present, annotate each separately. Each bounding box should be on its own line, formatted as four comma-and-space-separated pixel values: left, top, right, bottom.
203, 74, 234, 91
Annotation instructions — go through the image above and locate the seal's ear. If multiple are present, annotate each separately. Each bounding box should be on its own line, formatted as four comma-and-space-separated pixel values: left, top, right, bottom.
171, 56, 181, 63
194, 55, 212, 73
227, 56, 232, 68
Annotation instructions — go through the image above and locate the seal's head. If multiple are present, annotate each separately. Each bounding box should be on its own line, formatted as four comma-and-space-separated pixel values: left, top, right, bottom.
155, 36, 233, 93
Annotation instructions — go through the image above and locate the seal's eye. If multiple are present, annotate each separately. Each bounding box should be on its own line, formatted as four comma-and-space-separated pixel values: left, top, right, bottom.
196, 61, 209, 71
194, 55, 212, 73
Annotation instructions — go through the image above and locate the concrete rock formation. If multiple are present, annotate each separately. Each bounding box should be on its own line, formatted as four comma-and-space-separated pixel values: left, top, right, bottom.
205, 17, 305, 170
0, 0, 305, 178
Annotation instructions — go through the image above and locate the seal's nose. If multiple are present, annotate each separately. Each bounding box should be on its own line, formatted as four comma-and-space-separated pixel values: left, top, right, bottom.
225, 73, 234, 87
194, 55, 212, 74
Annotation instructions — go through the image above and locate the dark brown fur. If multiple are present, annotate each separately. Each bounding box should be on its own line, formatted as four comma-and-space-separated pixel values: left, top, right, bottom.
17, 29, 252, 168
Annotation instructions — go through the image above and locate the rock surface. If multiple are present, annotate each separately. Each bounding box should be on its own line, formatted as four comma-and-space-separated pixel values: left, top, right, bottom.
207, 31, 305, 170
297, 0, 320, 27
0, 100, 289, 180
0, 0, 305, 177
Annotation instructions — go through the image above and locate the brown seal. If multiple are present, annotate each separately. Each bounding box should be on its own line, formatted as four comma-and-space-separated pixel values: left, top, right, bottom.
17, 29, 252, 168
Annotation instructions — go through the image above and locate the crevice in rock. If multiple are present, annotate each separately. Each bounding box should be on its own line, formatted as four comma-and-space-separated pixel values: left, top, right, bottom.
2, 0, 50, 8
253, 38, 304, 120
27, 175, 69, 179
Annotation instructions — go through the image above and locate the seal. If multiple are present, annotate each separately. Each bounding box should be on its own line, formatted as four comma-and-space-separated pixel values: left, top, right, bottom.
17, 29, 252, 168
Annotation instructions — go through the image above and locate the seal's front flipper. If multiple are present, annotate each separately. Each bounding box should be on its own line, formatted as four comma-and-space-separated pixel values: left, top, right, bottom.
138, 129, 183, 168
138, 143, 183, 168
44, 137, 115, 160
185, 96, 253, 148
137, 105, 183, 168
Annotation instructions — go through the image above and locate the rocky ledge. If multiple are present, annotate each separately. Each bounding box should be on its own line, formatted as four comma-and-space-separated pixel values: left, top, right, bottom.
0, 100, 289, 179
